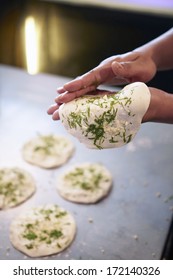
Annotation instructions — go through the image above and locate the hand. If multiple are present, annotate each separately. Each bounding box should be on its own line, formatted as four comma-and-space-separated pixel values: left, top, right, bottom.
55, 51, 157, 104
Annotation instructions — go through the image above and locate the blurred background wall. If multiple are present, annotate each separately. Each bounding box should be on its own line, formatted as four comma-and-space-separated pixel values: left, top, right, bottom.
0, 0, 173, 91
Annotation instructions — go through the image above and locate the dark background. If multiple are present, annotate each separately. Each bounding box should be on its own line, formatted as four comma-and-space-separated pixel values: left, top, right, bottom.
0, 0, 173, 91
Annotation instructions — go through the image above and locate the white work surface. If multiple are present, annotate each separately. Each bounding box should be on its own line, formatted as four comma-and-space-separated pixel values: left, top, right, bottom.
0, 65, 173, 260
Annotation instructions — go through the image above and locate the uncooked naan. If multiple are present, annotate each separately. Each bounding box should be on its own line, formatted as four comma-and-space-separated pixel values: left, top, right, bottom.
57, 163, 112, 203
59, 82, 151, 149
22, 134, 75, 168
0, 167, 36, 209
10, 204, 76, 257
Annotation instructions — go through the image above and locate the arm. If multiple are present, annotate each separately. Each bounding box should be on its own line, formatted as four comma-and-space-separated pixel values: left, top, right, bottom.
136, 28, 173, 71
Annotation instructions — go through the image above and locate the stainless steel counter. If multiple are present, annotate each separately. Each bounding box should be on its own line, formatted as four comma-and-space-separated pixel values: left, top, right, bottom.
0, 65, 173, 260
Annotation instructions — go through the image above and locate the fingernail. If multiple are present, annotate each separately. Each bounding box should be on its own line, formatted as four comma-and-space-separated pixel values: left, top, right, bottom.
56, 95, 63, 101
57, 87, 65, 93
113, 61, 124, 70
52, 111, 60, 120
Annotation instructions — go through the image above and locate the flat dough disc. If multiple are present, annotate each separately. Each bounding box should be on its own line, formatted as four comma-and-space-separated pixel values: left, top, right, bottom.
10, 204, 76, 257
0, 167, 36, 209
59, 82, 151, 149
22, 134, 75, 168
57, 163, 112, 203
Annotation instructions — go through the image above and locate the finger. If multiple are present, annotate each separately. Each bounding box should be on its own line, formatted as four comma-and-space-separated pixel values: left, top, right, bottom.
57, 69, 101, 94
111, 61, 133, 82
57, 86, 66, 94
52, 109, 60, 120
47, 103, 60, 115
57, 76, 86, 93
112, 61, 130, 77
56, 84, 96, 103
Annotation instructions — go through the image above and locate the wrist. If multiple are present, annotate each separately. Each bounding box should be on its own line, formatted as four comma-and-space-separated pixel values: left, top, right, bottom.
142, 87, 173, 124
134, 42, 159, 70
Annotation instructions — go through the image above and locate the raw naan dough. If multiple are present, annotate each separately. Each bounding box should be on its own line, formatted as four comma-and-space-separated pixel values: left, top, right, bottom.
10, 204, 76, 257
22, 134, 75, 168
57, 163, 112, 203
0, 167, 36, 209
59, 82, 151, 149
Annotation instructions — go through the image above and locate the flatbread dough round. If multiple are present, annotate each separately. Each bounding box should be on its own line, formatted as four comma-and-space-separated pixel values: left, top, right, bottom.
59, 82, 151, 149
22, 134, 75, 168
57, 163, 112, 203
10, 204, 76, 257
0, 167, 36, 209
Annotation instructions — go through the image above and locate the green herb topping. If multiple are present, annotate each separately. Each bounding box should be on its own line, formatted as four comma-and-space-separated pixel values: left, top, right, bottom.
22, 207, 66, 250
64, 166, 109, 191
66, 92, 134, 149
0, 168, 27, 206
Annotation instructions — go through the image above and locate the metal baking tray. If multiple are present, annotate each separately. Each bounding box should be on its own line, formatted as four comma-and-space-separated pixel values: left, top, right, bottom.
0, 65, 173, 260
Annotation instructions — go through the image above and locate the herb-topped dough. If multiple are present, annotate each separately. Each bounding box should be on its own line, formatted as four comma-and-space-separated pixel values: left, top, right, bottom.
10, 204, 76, 257
22, 134, 75, 168
59, 82, 151, 149
57, 163, 112, 203
0, 167, 36, 209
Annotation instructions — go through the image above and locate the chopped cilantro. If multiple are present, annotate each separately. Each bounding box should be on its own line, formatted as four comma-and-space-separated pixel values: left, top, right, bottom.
25, 244, 34, 249
55, 211, 67, 218
23, 231, 38, 240
50, 230, 63, 239
26, 223, 33, 229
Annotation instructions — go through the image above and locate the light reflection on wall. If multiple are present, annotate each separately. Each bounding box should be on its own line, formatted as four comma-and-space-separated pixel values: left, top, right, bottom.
25, 16, 39, 75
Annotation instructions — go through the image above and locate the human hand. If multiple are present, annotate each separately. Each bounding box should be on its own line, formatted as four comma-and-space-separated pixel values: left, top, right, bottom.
55, 51, 157, 104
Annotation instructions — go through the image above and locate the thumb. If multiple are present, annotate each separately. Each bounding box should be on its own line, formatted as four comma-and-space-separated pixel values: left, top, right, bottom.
111, 61, 135, 81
